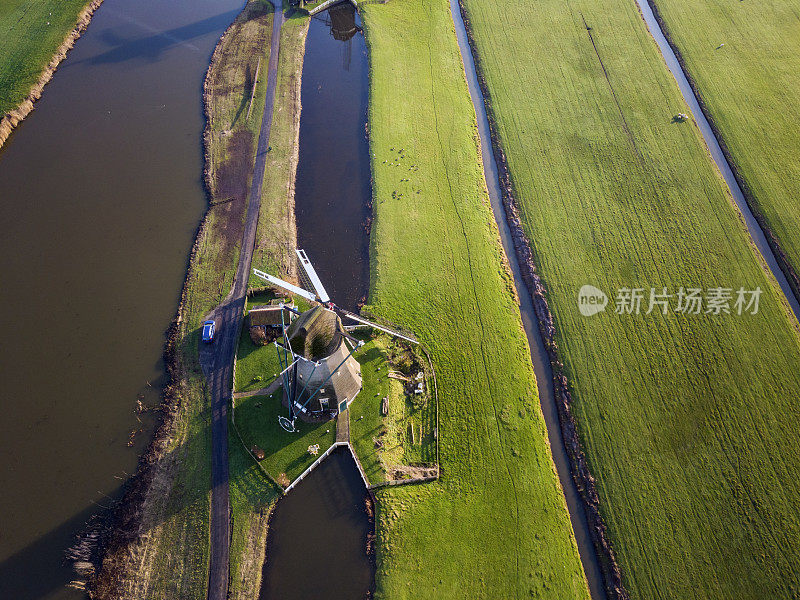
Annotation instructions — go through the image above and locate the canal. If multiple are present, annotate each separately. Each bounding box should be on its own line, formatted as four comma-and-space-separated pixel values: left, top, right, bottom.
260, 5, 374, 599
633, 0, 800, 323
0, 0, 242, 597
294, 3, 371, 312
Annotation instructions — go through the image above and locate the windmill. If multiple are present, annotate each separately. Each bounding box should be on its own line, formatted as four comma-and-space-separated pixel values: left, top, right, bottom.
253, 249, 416, 432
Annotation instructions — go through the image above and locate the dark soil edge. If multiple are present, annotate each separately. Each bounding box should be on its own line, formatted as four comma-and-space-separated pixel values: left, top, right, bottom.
455, 2, 629, 598
642, 0, 800, 308
86, 12, 242, 597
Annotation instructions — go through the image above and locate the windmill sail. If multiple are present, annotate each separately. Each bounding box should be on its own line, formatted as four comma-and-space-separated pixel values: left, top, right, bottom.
296, 249, 330, 303
253, 269, 317, 303
337, 308, 418, 344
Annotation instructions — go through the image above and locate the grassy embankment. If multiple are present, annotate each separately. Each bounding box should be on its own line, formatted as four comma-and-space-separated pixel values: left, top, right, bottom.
91, 1, 277, 597
458, 0, 800, 597
0, 0, 89, 113
360, 0, 589, 597
0, 0, 100, 145
648, 0, 800, 300
226, 8, 311, 600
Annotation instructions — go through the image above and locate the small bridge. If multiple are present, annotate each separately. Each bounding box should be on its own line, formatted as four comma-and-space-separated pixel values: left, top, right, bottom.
307, 0, 356, 16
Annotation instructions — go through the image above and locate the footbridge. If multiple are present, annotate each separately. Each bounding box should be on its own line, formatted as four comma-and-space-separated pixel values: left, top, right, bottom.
307, 0, 356, 16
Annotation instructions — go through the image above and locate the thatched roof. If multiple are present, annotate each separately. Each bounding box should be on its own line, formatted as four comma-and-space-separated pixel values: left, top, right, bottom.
286, 305, 343, 360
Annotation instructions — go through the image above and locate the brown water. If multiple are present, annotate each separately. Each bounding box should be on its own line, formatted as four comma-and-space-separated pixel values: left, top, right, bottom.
259, 447, 373, 600
260, 8, 373, 599
295, 4, 370, 311
0, 0, 242, 597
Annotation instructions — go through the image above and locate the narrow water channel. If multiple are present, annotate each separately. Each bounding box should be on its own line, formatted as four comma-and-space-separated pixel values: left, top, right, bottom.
294, 3, 371, 311
448, 2, 608, 599
634, 0, 800, 322
0, 0, 242, 597
259, 6, 373, 599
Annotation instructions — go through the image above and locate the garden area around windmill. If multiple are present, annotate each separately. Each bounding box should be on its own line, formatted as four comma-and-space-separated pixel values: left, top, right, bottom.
231, 303, 438, 489
349, 334, 438, 486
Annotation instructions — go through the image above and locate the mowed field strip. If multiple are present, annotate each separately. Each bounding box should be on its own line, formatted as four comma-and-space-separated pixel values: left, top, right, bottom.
648, 0, 800, 298
361, 0, 589, 597
457, 0, 800, 598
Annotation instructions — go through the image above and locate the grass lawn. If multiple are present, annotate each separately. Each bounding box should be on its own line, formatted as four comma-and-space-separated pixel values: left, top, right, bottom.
0, 0, 90, 115
649, 0, 800, 295
457, 0, 800, 597
233, 393, 336, 484
360, 0, 589, 597
233, 326, 283, 392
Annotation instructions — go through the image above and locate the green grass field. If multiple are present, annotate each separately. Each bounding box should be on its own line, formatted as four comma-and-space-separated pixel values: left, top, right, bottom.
360, 0, 589, 597
649, 0, 800, 296
0, 0, 90, 115
234, 393, 336, 483
457, 0, 800, 597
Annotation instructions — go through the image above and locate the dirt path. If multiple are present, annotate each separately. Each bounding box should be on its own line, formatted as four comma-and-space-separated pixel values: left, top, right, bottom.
200, 2, 285, 598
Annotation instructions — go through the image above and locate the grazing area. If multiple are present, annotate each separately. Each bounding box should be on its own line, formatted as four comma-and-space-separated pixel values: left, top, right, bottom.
457, 0, 800, 597
648, 0, 800, 298
0, 0, 91, 114
349, 334, 437, 485
360, 0, 589, 597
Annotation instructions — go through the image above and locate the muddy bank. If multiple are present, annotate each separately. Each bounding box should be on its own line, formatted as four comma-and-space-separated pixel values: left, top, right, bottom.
455, 2, 628, 598
642, 0, 800, 316
0, 0, 104, 150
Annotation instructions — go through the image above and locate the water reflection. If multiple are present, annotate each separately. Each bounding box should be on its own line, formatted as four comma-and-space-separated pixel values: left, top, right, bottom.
294, 5, 371, 312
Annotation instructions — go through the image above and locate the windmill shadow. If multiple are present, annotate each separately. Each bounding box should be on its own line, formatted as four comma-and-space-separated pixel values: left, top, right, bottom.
64, 9, 241, 67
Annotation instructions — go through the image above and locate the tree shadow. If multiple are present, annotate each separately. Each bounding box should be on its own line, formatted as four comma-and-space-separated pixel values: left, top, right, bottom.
232, 62, 255, 128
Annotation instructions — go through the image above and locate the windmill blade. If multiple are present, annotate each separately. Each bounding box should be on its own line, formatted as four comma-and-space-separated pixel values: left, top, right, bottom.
295, 249, 330, 303
337, 308, 418, 344
252, 269, 316, 303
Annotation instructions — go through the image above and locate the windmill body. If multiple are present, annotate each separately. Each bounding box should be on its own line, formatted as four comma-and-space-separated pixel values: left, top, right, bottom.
254, 249, 416, 432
